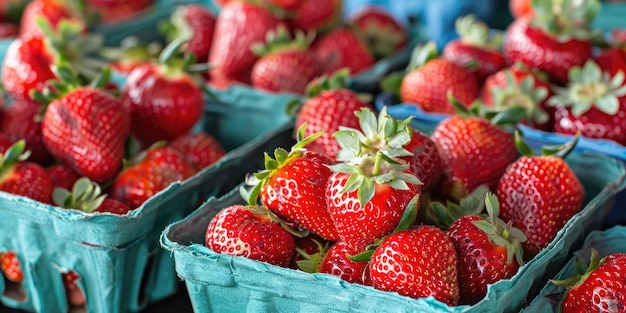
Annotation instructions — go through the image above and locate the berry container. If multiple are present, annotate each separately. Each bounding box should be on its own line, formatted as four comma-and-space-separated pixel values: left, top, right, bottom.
161, 134, 626, 313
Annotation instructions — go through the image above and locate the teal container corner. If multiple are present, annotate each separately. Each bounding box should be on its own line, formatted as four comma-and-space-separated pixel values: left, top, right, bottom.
161, 145, 626, 313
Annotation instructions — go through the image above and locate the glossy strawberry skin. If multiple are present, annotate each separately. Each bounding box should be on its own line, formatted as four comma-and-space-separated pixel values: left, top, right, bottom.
443, 40, 507, 83
562, 253, 626, 313
261, 150, 340, 241
295, 89, 374, 161
205, 204, 296, 267
594, 47, 626, 77
347, 6, 407, 59
509, 0, 532, 19
42, 87, 131, 183
432, 115, 518, 200
319, 241, 369, 285
122, 64, 204, 147
497, 156, 584, 257
0, 161, 54, 204
325, 172, 419, 252
178, 4, 216, 63
1, 99, 54, 165
46, 164, 80, 191
0, 251, 24, 283
504, 15, 592, 85
289, 0, 340, 33
251, 49, 320, 95
400, 59, 479, 114
86, 0, 153, 24
553, 100, 626, 146
402, 127, 443, 190
168, 132, 226, 172
369, 226, 459, 305
313, 28, 375, 76
447, 215, 521, 305
96, 198, 131, 215
20, 0, 86, 39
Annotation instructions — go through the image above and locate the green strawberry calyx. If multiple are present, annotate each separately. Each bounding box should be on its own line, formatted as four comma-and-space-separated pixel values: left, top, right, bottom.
427, 184, 490, 230
0, 140, 31, 180
548, 60, 626, 117
529, 0, 600, 42
379, 42, 439, 97
52, 177, 107, 213
514, 129, 580, 159
490, 70, 550, 125
251, 24, 315, 57
294, 239, 331, 273
100, 36, 163, 70
449, 93, 527, 127
472, 192, 527, 266
550, 248, 604, 311
455, 14, 503, 51
286, 68, 354, 117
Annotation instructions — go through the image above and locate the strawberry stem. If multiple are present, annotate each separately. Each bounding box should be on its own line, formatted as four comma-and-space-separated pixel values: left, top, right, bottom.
371, 151, 383, 176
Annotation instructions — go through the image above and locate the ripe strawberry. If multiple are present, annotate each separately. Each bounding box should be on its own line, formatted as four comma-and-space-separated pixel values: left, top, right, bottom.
442, 15, 506, 83
552, 249, 626, 313
1, 99, 54, 165
503, 0, 598, 85
0, 133, 14, 153
161, 4, 216, 63
594, 46, 626, 77
86, 0, 153, 24
400, 43, 479, 114
46, 164, 80, 191
509, 0, 532, 18
100, 37, 163, 76
205, 204, 296, 267
368, 225, 459, 305
0, 251, 24, 283
313, 27, 375, 76
318, 241, 369, 285
346, 5, 407, 59
0, 22, 18, 38
168, 132, 226, 172
62, 270, 85, 307
54, 177, 132, 214
497, 133, 584, 258
0, 140, 54, 204
122, 41, 207, 147
110, 146, 194, 209
431, 101, 519, 201
290, 234, 329, 271
251, 26, 320, 95
289, 0, 341, 33
294, 70, 375, 161
249, 125, 340, 241
208, 1, 282, 85
549, 60, 626, 145
446, 193, 527, 305
20, 0, 87, 39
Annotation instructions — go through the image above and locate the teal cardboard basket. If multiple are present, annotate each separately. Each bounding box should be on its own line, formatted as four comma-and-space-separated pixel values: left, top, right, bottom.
523, 225, 626, 312
0, 89, 295, 312
161, 144, 626, 313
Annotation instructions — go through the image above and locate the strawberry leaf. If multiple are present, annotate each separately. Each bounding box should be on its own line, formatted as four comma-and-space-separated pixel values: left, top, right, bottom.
393, 194, 420, 233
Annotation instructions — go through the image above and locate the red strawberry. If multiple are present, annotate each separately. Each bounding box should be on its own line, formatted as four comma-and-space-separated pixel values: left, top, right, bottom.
294, 71, 375, 161
251, 26, 320, 95
0, 251, 24, 283
442, 15, 506, 83
122, 42, 207, 147
264, 0, 298, 10
552, 249, 626, 313
290, 234, 330, 271
53, 177, 132, 214
100, 37, 163, 76
318, 241, 369, 285
205, 204, 296, 267
1, 99, 54, 165
0, 133, 14, 153
62, 270, 85, 307
46, 164, 80, 191
110, 146, 194, 209
0, 22, 18, 38
20, 0, 87, 39
208, 1, 283, 85
594, 46, 626, 77
168, 132, 226, 172
249, 125, 340, 241
400, 43, 479, 114
86, 0, 153, 24
368, 225, 459, 305
347, 6, 407, 59
162, 4, 216, 63
289, 0, 341, 33
503, 1, 597, 85
0, 140, 54, 204
446, 193, 527, 305
497, 134, 584, 258
549, 60, 626, 145
509, 0, 532, 18
313, 27, 375, 76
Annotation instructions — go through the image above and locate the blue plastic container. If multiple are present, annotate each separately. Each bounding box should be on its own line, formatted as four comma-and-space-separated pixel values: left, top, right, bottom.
161, 139, 626, 313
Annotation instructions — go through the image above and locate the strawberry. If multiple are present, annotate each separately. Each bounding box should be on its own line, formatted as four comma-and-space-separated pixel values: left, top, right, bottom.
0, 140, 54, 203
318, 241, 369, 285
497, 133, 584, 258
0, 251, 24, 283
552, 249, 626, 313
100, 37, 163, 76
122, 40, 207, 147
62, 270, 85, 307
0, 22, 18, 38
168, 132, 226, 172
503, 0, 598, 85
208, 1, 283, 85
86, 0, 153, 24
594, 46, 626, 77
248, 124, 340, 241
19, 0, 87, 39
509, 0, 532, 19
312, 27, 375, 76
442, 15, 506, 83
205, 204, 296, 267
0, 133, 15, 153
289, 0, 341, 33
161, 4, 216, 63
264, 0, 298, 10
549, 60, 626, 145
399, 43, 479, 114
431, 100, 519, 201
53, 177, 132, 214
346, 5, 407, 59
293, 70, 375, 161
251, 26, 320, 95
46, 163, 80, 191
291, 234, 329, 272
446, 192, 527, 305
110, 146, 194, 209
368, 225, 459, 305
1, 99, 54, 165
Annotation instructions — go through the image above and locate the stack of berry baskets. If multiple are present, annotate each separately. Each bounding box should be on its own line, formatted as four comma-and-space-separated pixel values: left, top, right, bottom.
0, 0, 300, 312
376, 0, 626, 226
522, 225, 626, 312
